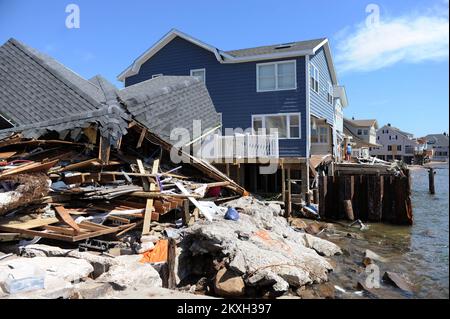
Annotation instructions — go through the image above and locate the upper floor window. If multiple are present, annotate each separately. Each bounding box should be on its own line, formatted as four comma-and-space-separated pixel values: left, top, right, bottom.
363, 129, 368, 135
252, 113, 300, 139
311, 125, 329, 144
190, 68, 206, 82
397, 145, 402, 151
309, 63, 319, 93
256, 60, 296, 92
357, 129, 362, 135
388, 145, 392, 151
327, 82, 333, 104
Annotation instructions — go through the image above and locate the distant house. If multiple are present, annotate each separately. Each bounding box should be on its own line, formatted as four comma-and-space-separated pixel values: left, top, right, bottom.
117, 29, 348, 194
424, 133, 449, 161
343, 118, 379, 159
369, 123, 417, 163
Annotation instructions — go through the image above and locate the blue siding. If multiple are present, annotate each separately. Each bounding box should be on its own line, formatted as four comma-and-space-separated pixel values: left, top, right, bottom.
125, 36, 308, 157
309, 48, 334, 125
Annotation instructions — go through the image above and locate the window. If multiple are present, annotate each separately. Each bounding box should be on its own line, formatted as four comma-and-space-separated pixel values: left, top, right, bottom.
311, 125, 329, 144
357, 129, 362, 135
363, 129, 368, 135
395, 135, 398, 140
388, 145, 392, 151
257, 61, 296, 92
309, 63, 319, 93
327, 82, 333, 104
377, 136, 380, 140
152, 74, 163, 78
252, 113, 300, 139
389, 136, 391, 140
397, 145, 402, 151
190, 68, 206, 82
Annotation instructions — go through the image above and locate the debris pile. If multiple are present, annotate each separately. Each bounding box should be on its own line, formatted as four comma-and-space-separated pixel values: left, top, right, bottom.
177, 196, 342, 297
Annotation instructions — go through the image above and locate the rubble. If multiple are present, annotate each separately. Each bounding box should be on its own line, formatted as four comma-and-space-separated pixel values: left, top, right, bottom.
178, 201, 341, 296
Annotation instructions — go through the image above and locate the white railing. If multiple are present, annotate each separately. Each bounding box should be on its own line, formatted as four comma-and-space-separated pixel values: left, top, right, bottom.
200, 132, 279, 161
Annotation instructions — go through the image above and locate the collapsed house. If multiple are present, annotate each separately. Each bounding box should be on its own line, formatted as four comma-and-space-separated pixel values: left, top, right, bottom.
0, 38, 342, 298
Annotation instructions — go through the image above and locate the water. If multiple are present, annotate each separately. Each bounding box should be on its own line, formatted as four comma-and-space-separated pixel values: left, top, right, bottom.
325, 163, 449, 299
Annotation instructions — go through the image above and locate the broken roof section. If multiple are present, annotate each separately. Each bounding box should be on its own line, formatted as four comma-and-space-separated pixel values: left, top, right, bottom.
0, 38, 220, 147
0, 38, 129, 145
119, 76, 221, 144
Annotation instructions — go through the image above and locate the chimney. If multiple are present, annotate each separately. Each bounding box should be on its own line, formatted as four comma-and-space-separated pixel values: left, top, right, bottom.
352, 116, 355, 120
387, 123, 391, 127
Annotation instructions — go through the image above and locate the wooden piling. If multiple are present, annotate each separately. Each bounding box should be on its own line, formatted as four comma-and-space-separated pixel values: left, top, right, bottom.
428, 168, 435, 194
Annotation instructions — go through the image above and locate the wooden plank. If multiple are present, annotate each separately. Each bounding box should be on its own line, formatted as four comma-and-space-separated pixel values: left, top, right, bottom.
0, 217, 59, 230
182, 200, 190, 226
43, 225, 87, 236
0, 159, 58, 177
136, 128, 147, 148
58, 158, 99, 173
143, 159, 160, 234
54, 206, 81, 234
136, 159, 150, 191
0, 151, 16, 159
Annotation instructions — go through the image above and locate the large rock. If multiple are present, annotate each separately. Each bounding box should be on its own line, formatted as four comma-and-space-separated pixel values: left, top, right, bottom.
365, 249, 387, 263
214, 268, 245, 297
383, 271, 414, 292
96, 255, 162, 289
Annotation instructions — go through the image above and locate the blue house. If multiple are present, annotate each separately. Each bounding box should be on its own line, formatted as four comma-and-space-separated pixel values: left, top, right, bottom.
118, 29, 348, 195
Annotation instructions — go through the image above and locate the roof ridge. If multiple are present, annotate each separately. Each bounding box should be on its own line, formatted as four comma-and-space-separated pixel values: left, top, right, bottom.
225, 37, 327, 53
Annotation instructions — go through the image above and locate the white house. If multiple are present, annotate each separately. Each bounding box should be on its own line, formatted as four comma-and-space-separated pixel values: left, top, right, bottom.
370, 123, 417, 163
424, 133, 449, 162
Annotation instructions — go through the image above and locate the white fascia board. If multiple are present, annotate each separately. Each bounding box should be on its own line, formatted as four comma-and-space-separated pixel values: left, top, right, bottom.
312, 39, 338, 85
117, 29, 223, 82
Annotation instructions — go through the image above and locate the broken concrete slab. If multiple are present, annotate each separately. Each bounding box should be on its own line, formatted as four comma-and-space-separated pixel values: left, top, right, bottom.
96, 255, 162, 289
0, 257, 93, 283
2, 275, 75, 299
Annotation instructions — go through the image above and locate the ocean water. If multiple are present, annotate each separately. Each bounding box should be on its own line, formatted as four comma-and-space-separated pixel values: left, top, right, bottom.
326, 162, 449, 298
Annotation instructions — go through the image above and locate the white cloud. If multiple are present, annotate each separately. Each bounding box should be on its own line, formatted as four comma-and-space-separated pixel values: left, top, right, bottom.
335, 1, 449, 73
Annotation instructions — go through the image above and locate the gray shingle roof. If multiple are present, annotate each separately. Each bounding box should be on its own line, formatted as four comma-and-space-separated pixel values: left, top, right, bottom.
0, 38, 129, 143
425, 134, 449, 147
224, 38, 326, 58
0, 39, 220, 147
344, 118, 378, 128
119, 76, 221, 144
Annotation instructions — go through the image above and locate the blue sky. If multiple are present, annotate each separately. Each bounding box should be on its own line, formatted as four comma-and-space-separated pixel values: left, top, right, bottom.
0, 0, 448, 137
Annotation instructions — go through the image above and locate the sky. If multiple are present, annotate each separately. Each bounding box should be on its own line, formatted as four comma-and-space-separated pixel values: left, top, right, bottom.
0, 0, 448, 137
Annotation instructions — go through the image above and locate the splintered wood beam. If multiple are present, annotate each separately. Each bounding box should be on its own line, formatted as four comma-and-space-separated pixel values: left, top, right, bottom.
54, 205, 81, 234
136, 159, 150, 191
142, 159, 160, 235
57, 158, 99, 172
98, 136, 111, 165
136, 128, 147, 148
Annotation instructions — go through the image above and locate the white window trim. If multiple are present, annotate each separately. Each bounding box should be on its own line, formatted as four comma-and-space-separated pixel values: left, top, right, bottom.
309, 62, 319, 94
152, 74, 163, 78
327, 81, 333, 105
251, 112, 301, 139
190, 68, 206, 81
311, 124, 329, 144
256, 60, 297, 92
